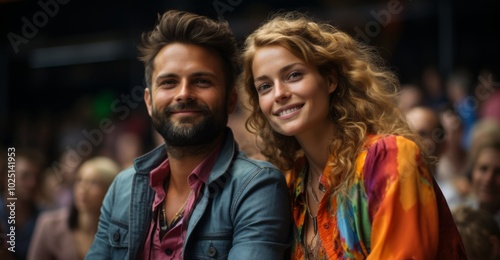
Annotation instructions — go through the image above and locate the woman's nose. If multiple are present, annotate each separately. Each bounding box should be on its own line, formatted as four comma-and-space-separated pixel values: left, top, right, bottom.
274, 82, 291, 103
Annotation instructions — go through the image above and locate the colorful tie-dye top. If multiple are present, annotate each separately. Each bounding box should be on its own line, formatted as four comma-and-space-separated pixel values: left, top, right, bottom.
289, 135, 466, 259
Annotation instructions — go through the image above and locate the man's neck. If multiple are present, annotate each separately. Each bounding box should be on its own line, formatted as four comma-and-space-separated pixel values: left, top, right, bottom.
165, 134, 223, 192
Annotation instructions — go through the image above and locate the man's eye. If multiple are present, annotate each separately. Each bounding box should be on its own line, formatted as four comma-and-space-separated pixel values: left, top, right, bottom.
159, 80, 176, 86
195, 79, 211, 86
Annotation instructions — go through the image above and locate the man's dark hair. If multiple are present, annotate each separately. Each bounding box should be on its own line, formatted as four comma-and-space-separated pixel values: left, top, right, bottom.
138, 10, 239, 92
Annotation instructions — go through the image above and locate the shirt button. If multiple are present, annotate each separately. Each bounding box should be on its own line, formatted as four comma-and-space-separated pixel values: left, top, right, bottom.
165, 248, 173, 255
207, 246, 217, 257
113, 232, 120, 242
323, 223, 329, 229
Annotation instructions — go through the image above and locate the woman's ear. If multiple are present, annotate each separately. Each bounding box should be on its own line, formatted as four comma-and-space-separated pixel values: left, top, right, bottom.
327, 71, 338, 94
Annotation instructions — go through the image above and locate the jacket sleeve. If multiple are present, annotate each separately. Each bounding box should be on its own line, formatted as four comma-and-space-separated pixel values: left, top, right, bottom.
228, 166, 291, 260
363, 136, 440, 259
85, 177, 118, 259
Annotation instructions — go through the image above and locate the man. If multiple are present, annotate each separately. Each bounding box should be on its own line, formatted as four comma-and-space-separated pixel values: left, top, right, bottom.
85, 10, 291, 259
405, 105, 444, 158
405, 105, 469, 210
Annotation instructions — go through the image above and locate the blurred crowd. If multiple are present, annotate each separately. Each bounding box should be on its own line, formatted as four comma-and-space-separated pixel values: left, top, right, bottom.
1, 64, 499, 259
402, 66, 500, 259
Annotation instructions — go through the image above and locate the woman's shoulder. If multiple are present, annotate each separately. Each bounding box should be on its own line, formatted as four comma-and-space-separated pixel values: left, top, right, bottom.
362, 134, 421, 160
361, 134, 426, 180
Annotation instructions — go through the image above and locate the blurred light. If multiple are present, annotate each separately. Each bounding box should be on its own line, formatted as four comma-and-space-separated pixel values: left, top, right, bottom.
29, 40, 129, 68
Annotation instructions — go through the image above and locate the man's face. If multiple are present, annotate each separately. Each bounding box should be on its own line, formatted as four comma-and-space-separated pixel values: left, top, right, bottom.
406, 107, 443, 157
145, 43, 236, 146
15, 157, 40, 202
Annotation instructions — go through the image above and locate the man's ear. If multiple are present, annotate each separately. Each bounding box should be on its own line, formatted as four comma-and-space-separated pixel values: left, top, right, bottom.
227, 88, 238, 115
144, 87, 153, 117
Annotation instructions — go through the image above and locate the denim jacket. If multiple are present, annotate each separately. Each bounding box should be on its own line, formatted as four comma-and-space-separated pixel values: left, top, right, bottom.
85, 129, 291, 260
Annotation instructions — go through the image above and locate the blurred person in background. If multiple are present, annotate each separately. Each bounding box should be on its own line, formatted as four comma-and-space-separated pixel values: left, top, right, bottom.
478, 70, 500, 123
437, 105, 470, 202
242, 11, 465, 259
398, 83, 423, 114
406, 105, 471, 210
28, 156, 119, 260
35, 167, 63, 211
0, 149, 45, 260
50, 149, 83, 209
446, 68, 477, 150
114, 131, 144, 170
405, 105, 444, 158
453, 206, 500, 260
421, 65, 448, 112
464, 118, 500, 227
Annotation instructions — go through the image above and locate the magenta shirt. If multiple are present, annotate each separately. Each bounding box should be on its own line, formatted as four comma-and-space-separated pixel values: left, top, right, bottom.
141, 142, 222, 260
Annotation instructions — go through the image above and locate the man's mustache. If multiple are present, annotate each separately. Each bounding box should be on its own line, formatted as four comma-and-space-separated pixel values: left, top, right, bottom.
162, 102, 210, 115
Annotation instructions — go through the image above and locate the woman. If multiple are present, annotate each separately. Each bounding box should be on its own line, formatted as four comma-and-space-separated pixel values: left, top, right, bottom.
241, 12, 465, 259
28, 156, 119, 260
466, 119, 500, 227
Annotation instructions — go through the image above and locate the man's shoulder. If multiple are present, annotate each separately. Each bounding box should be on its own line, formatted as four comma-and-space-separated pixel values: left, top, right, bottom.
229, 152, 283, 179
234, 152, 278, 169
107, 166, 140, 193
117, 166, 137, 179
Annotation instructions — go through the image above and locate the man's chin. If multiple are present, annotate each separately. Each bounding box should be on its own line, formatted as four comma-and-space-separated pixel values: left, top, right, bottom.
173, 113, 203, 122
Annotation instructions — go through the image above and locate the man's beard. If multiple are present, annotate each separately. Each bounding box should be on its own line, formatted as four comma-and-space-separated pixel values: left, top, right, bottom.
151, 100, 228, 147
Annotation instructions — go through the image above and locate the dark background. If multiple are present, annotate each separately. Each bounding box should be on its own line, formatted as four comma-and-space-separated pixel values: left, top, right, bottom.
1, 0, 499, 161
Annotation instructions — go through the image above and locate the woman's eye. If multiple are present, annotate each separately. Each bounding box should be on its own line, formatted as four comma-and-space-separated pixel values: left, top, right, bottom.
256, 83, 271, 94
287, 71, 302, 81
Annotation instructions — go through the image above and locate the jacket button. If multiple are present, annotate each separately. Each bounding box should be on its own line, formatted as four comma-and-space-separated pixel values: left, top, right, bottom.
113, 232, 120, 241
165, 248, 173, 255
207, 246, 217, 257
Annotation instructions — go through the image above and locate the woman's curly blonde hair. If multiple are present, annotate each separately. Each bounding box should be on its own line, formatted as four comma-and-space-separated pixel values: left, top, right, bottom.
241, 11, 425, 196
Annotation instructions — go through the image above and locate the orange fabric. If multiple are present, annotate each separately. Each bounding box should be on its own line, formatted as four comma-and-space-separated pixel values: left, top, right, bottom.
289, 135, 466, 259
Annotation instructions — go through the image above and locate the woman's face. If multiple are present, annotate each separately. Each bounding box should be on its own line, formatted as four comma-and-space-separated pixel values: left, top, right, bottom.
73, 164, 108, 214
251, 45, 336, 137
472, 147, 500, 212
